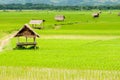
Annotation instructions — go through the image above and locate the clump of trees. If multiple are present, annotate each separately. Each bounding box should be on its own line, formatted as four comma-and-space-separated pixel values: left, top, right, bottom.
0, 3, 120, 10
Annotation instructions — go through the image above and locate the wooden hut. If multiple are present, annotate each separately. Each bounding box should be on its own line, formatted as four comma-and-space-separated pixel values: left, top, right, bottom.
98, 11, 102, 14
14, 24, 40, 48
55, 15, 65, 21
29, 20, 45, 29
118, 12, 120, 16
92, 13, 99, 18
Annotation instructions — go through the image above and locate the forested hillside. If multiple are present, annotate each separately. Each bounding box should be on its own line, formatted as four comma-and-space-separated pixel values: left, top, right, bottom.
0, 0, 120, 6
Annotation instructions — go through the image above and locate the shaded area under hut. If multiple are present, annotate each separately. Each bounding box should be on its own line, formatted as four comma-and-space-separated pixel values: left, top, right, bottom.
14, 24, 40, 49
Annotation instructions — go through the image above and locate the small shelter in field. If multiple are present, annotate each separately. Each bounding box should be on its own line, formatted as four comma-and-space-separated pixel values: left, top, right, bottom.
29, 20, 45, 29
92, 13, 99, 18
55, 15, 65, 21
118, 12, 120, 16
14, 24, 40, 48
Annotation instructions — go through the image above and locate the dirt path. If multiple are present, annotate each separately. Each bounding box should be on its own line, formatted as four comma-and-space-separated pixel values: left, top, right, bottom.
42, 35, 120, 40
0, 32, 16, 52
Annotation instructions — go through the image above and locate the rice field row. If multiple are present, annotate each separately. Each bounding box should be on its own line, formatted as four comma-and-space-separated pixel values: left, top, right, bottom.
0, 66, 120, 80
0, 38, 120, 70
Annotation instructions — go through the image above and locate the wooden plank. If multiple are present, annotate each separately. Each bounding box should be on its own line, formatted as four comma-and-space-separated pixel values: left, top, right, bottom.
17, 42, 37, 46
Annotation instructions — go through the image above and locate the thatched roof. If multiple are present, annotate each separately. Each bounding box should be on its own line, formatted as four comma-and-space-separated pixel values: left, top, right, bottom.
14, 24, 40, 38
29, 20, 44, 25
55, 15, 65, 21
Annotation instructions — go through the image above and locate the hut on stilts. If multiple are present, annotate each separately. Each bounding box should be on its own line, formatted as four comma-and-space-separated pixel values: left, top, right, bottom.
29, 20, 45, 29
118, 12, 120, 16
14, 24, 40, 48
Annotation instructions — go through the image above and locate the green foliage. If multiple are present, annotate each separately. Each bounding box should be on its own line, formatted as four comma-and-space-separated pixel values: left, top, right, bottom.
0, 4, 120, 10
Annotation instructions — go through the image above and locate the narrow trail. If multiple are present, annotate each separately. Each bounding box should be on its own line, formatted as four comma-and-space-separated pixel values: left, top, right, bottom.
0, 32, 16, 52
42, 35, 120, 40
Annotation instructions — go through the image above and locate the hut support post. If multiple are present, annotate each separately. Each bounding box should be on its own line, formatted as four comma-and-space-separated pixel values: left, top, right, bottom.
26, 37, 28, 43
25, 37, 28, 48
17, 37, 20, 47
42, 22, 44, 28
17, 37, 19, 43
33, 37, 36, 49
32, 24, 33, 27
33, 37, 36, 43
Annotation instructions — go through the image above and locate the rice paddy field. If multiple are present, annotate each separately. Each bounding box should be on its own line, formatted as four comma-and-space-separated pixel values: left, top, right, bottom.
0, 10, 120, 80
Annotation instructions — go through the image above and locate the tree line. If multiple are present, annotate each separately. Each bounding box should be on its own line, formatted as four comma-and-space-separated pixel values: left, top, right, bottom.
0, 3, 120, 10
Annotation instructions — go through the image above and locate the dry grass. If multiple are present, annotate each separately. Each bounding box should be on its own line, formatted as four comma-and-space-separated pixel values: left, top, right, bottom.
41, 35, 120, 40
0, 66, 120, 80
0, 32, 16, 52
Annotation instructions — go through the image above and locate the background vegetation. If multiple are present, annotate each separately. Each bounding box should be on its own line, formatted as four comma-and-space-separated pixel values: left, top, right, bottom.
0, 3, 120, 10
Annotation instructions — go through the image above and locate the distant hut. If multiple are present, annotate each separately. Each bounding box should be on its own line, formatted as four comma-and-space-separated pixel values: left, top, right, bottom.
109, 11, 112, 14
98, 11, 102, 14
55, 15, 65, 21
118, 12, 120, 16
14, 24, 40, 48
29, 20, 45, 29
92, 13, 99, 18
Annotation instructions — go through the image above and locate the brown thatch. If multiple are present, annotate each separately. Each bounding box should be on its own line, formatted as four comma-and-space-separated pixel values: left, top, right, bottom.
55, 15, 65, 21
14, 24, 40, 38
